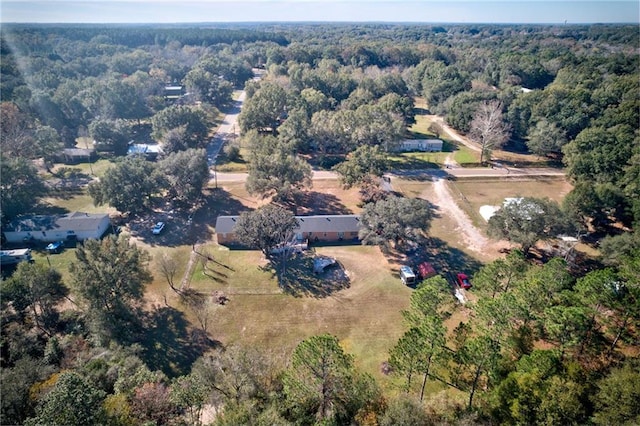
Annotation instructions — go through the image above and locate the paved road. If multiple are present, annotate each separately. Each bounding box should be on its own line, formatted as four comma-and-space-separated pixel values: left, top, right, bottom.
206, 92, 244, 166
212, 166, 564, 184
206, 68, 264, 167
214, 169, 338, 183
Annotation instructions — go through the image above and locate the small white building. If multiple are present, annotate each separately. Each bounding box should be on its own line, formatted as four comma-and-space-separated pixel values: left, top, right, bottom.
395, 139, 444, 152
3, 212, 111, 244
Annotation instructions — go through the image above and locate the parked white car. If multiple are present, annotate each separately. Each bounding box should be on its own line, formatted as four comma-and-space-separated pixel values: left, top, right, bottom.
152, 222, 165, 235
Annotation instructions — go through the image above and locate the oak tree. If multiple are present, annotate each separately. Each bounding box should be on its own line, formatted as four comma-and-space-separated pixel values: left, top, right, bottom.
333, 144, 388, 189
158, 148, 209, 208
487, 197, 573, 256
359, 196, 433, 250
245, 132, 312, 202
233, 204, 298, 279
0, 156, 46, 220
88, 156, 160, 215
70, 235, 152, 345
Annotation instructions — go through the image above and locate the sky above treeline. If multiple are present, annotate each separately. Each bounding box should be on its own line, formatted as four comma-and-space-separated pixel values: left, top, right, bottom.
1, 0, 638, 24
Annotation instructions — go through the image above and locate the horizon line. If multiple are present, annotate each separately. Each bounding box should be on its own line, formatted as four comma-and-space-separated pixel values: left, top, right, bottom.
3, 20, 639, 25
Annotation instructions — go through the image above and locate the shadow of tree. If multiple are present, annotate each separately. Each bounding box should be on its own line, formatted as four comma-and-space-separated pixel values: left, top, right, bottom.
44, 186, 87, 200
32, 202, 71, 216
132, 188, 251, 247
381, 236, 484, 291
279, 253, 350, 298
414, 237, 484, 279
413, 107, 431, 115
289, 191, 353, 216
387, 157, 440, 171
140, 305, 220, 378
391, 169, 452, 181
198, 187, 253, 220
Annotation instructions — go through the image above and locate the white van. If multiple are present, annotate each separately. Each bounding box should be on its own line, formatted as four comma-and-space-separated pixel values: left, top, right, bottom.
400, 265, 416, 285
0, 248, 33, 265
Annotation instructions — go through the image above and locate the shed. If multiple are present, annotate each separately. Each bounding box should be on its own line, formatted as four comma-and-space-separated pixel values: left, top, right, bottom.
3, 212, 111, 244
164, 85, 185, 100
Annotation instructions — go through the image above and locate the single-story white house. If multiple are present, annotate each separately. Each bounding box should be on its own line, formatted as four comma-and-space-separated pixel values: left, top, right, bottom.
127, 143, 163, 160
3, 212, 111, 244
394, 139, 444, 152
215, 214, 362, 246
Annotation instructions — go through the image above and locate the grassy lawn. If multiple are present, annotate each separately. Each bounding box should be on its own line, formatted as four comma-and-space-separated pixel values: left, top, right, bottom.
296, 179, 363, 215
30, 247, 79, 285
41, 192, 117, 215
451, 178, 573, 229
185, 243, 413, 390
388, 151, 445, 169
454, 148, 478, 164
409, 113, 438, 138
50, 158, 115, 179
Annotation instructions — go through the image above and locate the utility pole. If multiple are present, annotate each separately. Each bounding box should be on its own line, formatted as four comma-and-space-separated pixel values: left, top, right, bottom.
214, 160, 218, 189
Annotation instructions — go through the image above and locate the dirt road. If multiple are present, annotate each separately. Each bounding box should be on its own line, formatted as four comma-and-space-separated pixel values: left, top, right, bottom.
429, 177, 489, 253
429, 115, 481, 152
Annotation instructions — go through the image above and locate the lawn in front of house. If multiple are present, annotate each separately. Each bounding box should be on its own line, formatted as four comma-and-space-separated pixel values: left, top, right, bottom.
185, 242, 413, 390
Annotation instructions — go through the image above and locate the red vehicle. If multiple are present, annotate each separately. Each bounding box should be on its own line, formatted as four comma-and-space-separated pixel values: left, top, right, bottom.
456, 273, 472, 289
417, 262, 436, 280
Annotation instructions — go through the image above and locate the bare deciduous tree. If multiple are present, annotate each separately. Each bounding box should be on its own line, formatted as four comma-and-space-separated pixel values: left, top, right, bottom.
180, 289, 214, 333
428, 121, 443, 138
469, 100, 510, 164
158, 252, 180, 294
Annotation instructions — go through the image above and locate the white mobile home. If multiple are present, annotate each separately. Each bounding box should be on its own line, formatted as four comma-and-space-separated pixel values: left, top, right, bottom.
395, 139, 444, 153
3, 212, 111, 244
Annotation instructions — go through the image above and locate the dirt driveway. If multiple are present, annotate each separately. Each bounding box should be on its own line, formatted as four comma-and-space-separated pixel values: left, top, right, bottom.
421, 153, 512, 259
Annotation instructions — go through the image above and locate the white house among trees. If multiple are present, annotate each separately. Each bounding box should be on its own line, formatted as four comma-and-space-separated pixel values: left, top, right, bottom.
394, 139, 444, 152
3, 212, 111, 244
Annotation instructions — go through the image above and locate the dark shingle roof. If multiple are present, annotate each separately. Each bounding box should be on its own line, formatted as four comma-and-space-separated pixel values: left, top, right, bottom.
215, 215, 361, 235
296, 215, 361, 233
4, 212, 109, 233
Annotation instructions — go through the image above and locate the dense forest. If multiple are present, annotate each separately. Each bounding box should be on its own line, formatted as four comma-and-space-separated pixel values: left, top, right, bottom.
1, 23, 639, 425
